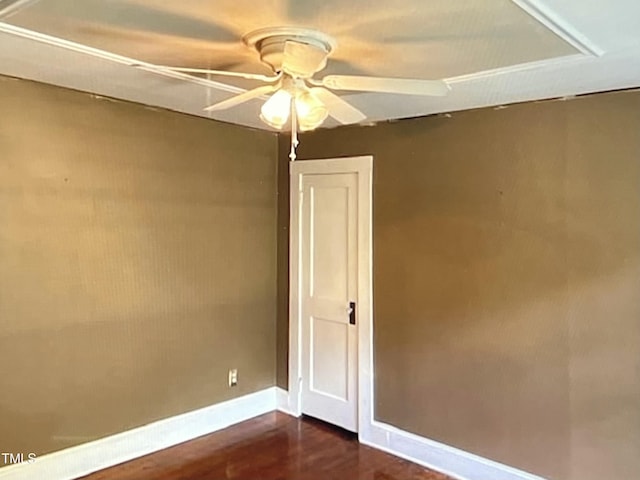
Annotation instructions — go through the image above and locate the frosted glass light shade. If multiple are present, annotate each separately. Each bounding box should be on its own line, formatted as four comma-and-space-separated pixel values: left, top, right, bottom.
260, 89, 292, 129
296, 90, 328, 131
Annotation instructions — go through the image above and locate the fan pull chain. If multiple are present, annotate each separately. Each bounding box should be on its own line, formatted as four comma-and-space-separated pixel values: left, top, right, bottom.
289, 97, 299, 162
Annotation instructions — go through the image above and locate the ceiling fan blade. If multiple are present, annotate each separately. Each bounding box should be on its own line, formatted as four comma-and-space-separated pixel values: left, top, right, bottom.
310, 87, 366, 125
282, 40, 328, 77
321, 75, 451, 96
204, 85, 277, 112
146, 66, 279, 82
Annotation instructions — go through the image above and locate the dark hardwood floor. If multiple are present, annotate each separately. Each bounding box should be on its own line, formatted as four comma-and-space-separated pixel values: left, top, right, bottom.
79, 412, 453, 480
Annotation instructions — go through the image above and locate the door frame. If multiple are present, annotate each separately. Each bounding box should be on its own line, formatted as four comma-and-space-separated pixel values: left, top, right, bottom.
288, 155, 373, 439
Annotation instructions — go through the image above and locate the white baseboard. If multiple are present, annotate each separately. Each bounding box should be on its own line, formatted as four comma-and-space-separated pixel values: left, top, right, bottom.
361, 420, 549, 480
0, 387, 277, 480
275, 387, 297, 416
0, 385, 547, 480
272, 387, 543, 480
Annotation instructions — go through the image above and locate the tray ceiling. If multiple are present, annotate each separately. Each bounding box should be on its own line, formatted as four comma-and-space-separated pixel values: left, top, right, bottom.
0, 0, 639, 130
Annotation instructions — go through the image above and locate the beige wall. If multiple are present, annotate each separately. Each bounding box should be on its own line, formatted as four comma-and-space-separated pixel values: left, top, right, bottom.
2, 75, 637, 480
0, 76, 278, 457
277, 90, 640, 480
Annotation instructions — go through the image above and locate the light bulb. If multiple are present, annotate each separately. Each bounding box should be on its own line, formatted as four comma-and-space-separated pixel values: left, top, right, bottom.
295, 90, 328, 131
260, 89, 292, 129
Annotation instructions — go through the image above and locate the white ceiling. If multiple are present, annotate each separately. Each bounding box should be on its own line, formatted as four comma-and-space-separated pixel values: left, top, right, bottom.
0, 0, 639, 130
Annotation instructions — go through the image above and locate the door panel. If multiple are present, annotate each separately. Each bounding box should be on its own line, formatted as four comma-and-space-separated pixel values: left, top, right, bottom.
311, 316, 348, 399
300, 172, 358, 431
310, 185, 349, 300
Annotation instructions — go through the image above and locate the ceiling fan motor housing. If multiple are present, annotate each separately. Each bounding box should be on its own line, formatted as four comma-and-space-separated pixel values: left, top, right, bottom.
243, 27, 336, 78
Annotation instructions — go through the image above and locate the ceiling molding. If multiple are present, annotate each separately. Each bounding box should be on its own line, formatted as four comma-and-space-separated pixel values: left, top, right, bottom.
510, 0, 604, 56
445, 53, 588, 84
0, 21, 247, 95
447, 0, 605, 87
0, 0, 39, 20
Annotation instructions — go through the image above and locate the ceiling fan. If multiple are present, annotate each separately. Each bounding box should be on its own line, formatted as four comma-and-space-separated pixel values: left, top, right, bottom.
136, 27, 451, 159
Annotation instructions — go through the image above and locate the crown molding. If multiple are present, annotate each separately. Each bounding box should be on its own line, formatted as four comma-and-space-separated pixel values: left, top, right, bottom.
445, 0, 605, 85
510, 0, 604, 56
0, 22, 245, 95
445, 53, 588, 84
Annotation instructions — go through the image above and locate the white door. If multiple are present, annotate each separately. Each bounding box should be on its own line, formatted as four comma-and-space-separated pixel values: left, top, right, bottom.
290, 157, 372, 433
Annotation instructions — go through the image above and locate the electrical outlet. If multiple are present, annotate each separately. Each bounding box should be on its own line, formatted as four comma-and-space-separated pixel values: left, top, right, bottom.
228, 368, 238, 387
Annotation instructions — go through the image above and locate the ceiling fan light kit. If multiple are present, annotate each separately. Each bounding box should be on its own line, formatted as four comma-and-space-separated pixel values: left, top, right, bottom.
259, 75, 329, 132
150, 26, 451, 160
